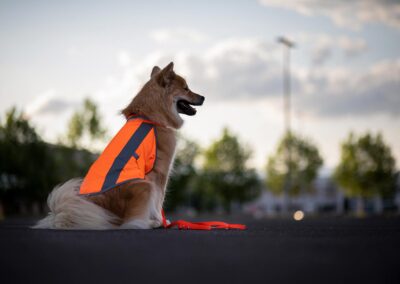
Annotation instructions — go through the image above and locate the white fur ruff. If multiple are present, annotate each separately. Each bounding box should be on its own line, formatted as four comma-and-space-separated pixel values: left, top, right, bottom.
33, 178, 119, 230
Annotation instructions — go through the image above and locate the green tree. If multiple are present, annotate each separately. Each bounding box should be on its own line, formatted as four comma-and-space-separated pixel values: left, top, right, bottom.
0, 107, 39, 143
0, 107, 97, 216
199, 127, 261, 212
334, 132, 397, 213
165, 136, 200, 211
266, 132, 323, 196
65, 98, 106, 149
0, 108, 57, 213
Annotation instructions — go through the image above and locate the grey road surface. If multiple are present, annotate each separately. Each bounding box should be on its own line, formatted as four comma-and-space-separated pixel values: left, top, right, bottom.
1, 216, 399, 284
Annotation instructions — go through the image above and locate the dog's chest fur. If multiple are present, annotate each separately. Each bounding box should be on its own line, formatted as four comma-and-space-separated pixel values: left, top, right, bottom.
147, 125, 177, 189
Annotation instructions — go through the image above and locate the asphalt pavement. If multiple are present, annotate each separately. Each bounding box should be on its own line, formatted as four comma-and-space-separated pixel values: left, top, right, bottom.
1, 216, 399, 284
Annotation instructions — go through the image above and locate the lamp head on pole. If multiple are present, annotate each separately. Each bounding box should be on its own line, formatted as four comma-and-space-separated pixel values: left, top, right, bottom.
277, 36, 295, 48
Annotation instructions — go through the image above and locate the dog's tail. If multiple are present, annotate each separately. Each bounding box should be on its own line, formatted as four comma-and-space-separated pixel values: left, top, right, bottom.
33, 178, 119, 230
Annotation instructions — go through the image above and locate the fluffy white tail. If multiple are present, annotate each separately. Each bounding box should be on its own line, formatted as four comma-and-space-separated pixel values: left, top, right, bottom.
33, 178, 119, 230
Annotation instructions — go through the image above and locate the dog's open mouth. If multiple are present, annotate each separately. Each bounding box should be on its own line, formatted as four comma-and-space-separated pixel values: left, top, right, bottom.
177, 99, 201, 116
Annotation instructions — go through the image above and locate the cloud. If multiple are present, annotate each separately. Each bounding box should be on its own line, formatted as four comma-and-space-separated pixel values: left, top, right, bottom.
337, 37, 367, 57
25, 90, 75, 116
117, 50, 131, 67
98, 38, 284, 103
259, 0, 400, 30
149, 28, 208, 43
177, 38, 284, 100
294, 33, 367, 65
311, 39, 332, 66
300, 59, 400, 117
98, 37, 399, 119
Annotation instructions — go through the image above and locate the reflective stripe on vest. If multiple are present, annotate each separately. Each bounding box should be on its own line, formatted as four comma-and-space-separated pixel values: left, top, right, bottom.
79, 117, 157, 195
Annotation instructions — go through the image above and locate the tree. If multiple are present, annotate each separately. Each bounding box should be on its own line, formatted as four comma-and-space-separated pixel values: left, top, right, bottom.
0, 108, 57, 213
165, 136, 200, 211
65, 98, 106, 149
0, 107, 40, 144
0, 107, 97, 216
199, 128, 261, 212
266, 132, 323, 196
334, 132, 397, 213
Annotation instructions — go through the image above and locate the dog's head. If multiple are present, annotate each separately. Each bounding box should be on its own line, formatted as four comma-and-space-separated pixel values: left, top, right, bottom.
150, 62, 205, 127
123, 62, 204, 129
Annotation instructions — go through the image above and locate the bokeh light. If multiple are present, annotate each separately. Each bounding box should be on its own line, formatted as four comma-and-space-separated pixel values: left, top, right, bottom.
293, 210, 304, 221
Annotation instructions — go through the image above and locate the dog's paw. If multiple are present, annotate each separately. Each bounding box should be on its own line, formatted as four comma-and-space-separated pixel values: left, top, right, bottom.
149, 219, 162, 228
120, 219, 152, 229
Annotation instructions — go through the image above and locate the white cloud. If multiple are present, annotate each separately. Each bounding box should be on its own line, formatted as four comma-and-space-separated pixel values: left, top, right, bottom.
311, 39, 332, 66
149, 28, 208, 43
25, 90, 75, 117
97, 37, 398, 119
95, 37, 283, 106
337, 37, 367, 57
294, 33, 367, 65
24, 90, 78, 142
259, 0, 400, 30
117, 50, 131, 67
300, 59, 400, 117
177, 38, 283, 100
66, 46, 82, 57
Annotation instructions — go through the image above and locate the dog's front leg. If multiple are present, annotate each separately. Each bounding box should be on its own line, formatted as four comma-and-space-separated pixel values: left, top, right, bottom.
120, 182, 154, 229
148, 186, 166, 228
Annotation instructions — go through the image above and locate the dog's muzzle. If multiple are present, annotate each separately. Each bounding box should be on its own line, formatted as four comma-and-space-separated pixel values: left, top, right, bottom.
177, 96, 205, 116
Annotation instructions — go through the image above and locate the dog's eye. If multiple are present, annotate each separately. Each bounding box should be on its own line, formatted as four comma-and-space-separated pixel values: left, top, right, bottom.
183, 86, 189, 91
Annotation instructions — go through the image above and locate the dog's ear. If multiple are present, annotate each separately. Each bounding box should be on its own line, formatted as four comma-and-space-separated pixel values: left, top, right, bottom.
151, 66, 161, 78
156, 62, 175, 87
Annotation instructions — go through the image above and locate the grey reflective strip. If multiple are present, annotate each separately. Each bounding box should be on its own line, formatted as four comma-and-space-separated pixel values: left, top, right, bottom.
100, 123, 153, 192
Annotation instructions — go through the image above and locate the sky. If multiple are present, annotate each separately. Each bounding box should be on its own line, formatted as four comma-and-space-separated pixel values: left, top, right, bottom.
0, 0, 399, 173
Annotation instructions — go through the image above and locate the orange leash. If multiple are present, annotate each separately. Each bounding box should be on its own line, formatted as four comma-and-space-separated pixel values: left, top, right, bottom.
161, 210, 246, 230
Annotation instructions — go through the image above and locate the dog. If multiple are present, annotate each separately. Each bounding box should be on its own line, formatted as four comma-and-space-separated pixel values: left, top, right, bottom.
34, 62, 204, 229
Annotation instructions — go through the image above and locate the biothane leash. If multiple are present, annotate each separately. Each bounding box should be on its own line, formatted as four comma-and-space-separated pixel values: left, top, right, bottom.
161, 210, 246, 230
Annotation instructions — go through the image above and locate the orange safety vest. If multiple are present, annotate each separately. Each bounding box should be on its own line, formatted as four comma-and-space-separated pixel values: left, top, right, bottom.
79, 115, 157, 195
79, 115, 246, 230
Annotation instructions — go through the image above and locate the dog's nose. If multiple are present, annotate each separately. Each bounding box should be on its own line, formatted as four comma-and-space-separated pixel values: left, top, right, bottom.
199, 96, 205, 104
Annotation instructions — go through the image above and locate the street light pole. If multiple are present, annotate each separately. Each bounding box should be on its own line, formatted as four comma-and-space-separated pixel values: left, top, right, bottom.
277, 36, 295, 214
277, 36, 294, 135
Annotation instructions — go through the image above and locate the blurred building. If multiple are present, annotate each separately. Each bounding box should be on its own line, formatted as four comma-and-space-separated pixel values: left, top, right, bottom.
245, 175, 400, 217
245, 177, 343, 217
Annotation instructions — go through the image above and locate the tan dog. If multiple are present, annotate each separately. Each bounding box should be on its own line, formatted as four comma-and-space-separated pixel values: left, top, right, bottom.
35, 62, 204, 229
